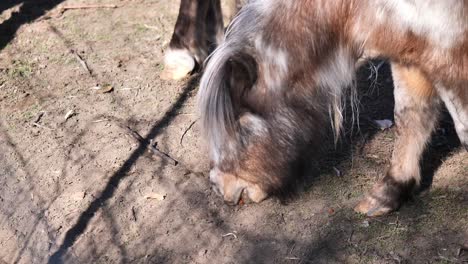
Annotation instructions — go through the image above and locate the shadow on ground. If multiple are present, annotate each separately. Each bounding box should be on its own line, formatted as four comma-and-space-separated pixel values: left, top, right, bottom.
0, 0, 65, 51
48, 76, 200, 263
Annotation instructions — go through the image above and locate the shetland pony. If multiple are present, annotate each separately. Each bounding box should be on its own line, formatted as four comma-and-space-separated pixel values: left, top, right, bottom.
198, 0, 468, 216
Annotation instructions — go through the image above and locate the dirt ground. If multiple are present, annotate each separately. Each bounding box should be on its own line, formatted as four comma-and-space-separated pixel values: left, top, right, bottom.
0, 1, 466, 263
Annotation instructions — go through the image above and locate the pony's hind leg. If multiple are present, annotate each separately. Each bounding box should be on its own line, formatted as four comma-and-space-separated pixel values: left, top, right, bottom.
437, 83, 468, 151
355, 63, 441, 216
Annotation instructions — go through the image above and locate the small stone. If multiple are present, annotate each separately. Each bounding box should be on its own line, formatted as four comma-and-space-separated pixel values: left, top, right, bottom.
361, 220, 370, 228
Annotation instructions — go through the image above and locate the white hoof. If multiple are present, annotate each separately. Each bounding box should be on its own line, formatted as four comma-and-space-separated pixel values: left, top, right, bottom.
160, 49, 196, 80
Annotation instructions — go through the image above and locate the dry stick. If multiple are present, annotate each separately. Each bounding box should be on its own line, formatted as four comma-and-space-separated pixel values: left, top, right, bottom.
348, 229, 354, 243
61, 4, 118, 10
124, 126, 178, 166
55, 4, 118, 17
122, 124, 205, 178
284, 257, 300, 261
92, 119, 109, 123
72, 51, 92, 76
222, 232, 238, 239
131, 206, 137, 222
43, 2, 115, 21
32, 122, 54, 130
33, 111, 45, 124
179, 119, 198, 146
31, 111, 55, 130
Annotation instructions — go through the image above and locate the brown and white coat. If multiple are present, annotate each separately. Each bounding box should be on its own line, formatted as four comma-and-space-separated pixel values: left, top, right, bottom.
198, 0, 468, 216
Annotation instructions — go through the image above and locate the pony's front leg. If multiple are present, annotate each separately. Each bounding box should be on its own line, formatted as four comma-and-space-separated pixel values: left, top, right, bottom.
161, 0, 223, 80
356, 63, 441, 216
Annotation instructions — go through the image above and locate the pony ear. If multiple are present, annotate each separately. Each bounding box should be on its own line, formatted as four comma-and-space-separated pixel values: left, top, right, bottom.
198, 49, 258, 162
225, 53, 258, 116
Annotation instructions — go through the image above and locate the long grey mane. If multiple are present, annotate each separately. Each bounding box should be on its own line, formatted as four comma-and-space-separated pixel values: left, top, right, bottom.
197, 0, 265, 161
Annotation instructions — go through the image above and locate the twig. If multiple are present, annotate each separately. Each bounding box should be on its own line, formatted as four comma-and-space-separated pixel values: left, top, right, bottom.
32, 122, 54, 130
143, 24, 159, 30
118, 88, 137, 91
222, 232, 238, 239
285, 257, 300, 260
131, 206, 137, 222
124, 126, 178, 166
33, 111, 45, 124
348, 229, 354, 243
62, 4, 118, 10
54, 4, 118, 18
92, 119, 109, 123
179, 119, 198, 146
116, 122, 204, 177
157, 16, 166, 34
64, 109, 76, 121
135, 88, 140, 98
72, 50, 92, 76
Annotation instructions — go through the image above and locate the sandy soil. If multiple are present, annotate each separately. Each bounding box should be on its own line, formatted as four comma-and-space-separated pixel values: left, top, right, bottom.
0, 1, 466, 263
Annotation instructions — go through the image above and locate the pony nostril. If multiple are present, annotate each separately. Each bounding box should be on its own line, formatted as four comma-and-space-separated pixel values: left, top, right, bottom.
224, 199, 238, 206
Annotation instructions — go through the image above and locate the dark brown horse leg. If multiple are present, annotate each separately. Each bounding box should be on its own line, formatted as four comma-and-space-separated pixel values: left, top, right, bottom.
355, 63, 441, 216
206, 0, 224, 48
161, 0, 223, 80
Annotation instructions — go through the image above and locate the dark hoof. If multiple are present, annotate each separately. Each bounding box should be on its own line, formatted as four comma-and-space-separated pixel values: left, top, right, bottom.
355, 175, 415, 217
355, 196, 394, 217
